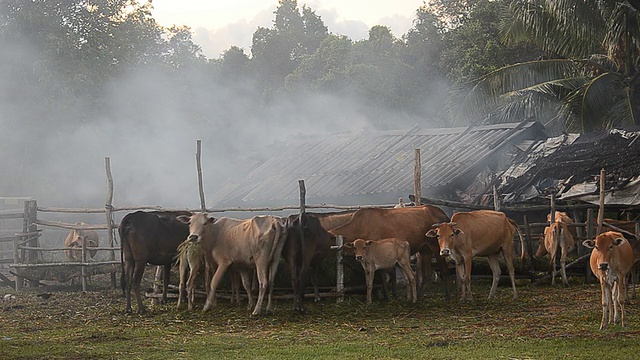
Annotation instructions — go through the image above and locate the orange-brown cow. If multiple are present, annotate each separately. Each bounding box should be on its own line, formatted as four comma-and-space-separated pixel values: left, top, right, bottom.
426, 210, 525, 300
328, 205, 450, 299
583, 231, 635, 330
538, 222, 575, 286
535, 212, 576, 258
64, 222, 99, 262
342, 238, 416, 304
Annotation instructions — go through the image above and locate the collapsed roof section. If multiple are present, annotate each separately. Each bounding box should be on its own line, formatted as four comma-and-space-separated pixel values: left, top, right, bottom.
495, 128, 640, 206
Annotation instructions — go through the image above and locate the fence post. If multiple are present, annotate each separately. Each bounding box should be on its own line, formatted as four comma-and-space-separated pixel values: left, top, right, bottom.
336, 235, 344, 303
81, 233, 88, 292
585, 208, 594, 283
23, 200, 38, 288
105, 157, 116, 289
13, 234, 22, 292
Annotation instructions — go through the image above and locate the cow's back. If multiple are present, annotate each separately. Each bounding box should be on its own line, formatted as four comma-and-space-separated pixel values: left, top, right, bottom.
330, 206, 449, 253
451, 210, 514, 253
120, 211, 189, 264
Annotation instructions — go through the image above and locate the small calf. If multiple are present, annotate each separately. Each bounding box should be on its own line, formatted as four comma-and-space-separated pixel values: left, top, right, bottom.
583, 231, 635, 330
342, 238, 416, 304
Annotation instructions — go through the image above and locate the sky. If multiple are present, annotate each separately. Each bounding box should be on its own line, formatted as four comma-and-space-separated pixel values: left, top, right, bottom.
151, 0, 426, 58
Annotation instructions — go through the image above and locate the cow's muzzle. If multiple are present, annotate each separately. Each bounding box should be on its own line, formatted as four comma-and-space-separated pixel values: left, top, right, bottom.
440, 249, 451, 257
355, 255, 363, 261
187, 234, 199, 242
599, 262, 609, 271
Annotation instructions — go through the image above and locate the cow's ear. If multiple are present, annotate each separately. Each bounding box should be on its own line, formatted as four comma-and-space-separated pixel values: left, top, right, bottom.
613, 237, 625, 246
366, 240, 375, 246
177, 215, 190, 224
582, 240, 595, 249
207, 217, 215, 224
426, 229, 437, 237
453, 228, 464, 235
69, 241, 79, 248
343, 242, 354, 249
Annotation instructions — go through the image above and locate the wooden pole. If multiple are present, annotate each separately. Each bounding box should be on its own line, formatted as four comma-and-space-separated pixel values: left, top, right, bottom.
13, 234, 22, 292
196, 139, 206, 212
336, 235, 344, 303
24, 200, 38, 288
298, 180, 306, 214
596, 168, 605, 235
414, 149, 421, 206
81, 238, 88, 292
105, 157, 116, 289
492, 185, 500, 211
586, 208, 595, 283
550, 192, 556, 225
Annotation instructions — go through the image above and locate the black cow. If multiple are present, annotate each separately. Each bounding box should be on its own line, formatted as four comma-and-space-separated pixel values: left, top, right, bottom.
119, 210, 191, 314
283, 212, 335, 313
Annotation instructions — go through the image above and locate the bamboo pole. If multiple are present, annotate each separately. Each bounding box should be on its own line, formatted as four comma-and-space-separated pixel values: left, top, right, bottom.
414, 149, 421, 206
596, 168, 605, 235
105, 156, 116, 288
586, 208, 594, 283
523, 215, 536, 279
13, 234, 21, 291
196, 139, 206, 212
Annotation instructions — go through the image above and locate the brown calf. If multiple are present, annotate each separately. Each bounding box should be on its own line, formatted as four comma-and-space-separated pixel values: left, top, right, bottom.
583, 231, 635, 330
64, 222, 99, 262
342, 238, 416, 304
426, 210, 524, 301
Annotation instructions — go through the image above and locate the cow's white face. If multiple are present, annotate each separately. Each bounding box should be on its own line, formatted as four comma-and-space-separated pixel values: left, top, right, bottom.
179, 213, 213, 243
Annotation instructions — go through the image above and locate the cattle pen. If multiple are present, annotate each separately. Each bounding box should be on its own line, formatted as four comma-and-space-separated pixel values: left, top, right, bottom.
2, 145, 638, 305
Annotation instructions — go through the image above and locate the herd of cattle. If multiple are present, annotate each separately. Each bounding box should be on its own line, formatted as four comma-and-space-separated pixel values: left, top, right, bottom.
61, 204, 640, 330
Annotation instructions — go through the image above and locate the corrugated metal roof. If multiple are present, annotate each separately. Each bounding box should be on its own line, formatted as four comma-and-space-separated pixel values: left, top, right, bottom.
209, 121, 545, 205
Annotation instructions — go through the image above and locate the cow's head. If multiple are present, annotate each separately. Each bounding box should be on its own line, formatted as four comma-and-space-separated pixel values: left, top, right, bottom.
425, 222, 462, 257
178, 213, 215, 243
343, 239, 373, 261
582, 231, 626, 272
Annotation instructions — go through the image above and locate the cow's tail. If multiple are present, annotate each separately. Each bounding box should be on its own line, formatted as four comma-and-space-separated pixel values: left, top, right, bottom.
509, 218, 526, 266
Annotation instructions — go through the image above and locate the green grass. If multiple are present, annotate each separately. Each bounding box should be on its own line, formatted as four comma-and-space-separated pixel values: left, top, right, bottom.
1, 278, 639, 359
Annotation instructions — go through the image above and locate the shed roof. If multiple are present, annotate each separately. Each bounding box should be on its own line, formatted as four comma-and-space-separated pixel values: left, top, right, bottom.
209, 121, 545, 206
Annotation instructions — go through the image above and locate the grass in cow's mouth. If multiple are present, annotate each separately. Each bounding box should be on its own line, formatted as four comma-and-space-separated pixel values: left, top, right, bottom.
1, 274, 639, 359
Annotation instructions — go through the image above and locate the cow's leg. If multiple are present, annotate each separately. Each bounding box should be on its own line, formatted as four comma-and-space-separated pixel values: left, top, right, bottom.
186, 258, 200, 312
161, 264, 171, 305
177, 253, 187, 309
599, 280, 609, 330
502, 250, 518, 300
289, 258, 302, 312
398, 258, 417, 302
455, 262, 466, 300
311, 265, 321, 302
124, 259, 135, 314
203, 262, 229, 312
550, 248, 557, 286
416, 250, 431, 300
365, 267, 374, 305
615, 277, 626, 326
252, 265, 269, 316
238, 269, 254, 310
132, 262, 147, 314
487, 254, 502, 300
560, 245, 569, 287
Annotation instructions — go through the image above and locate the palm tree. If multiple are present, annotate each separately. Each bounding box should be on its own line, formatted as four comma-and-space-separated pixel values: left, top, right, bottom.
452, 0, 640, 133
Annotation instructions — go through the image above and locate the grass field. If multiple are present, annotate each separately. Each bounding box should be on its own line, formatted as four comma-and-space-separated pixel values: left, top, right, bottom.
1, 275, 639, 360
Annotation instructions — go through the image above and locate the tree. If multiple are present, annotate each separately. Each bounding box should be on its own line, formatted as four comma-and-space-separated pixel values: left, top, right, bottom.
454, 0, 640, 132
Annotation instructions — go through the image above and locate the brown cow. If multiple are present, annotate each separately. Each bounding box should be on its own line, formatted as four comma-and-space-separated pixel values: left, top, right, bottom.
283, 212, 335, 313
583, 231, 635, 330
311, 210, 358, 232
64, 222, 99, 262
178, 213, 287, 316
328, 205, 450, 299
342, 238, 416, 304
538, 221, 575, 286
426, 210, 525, 300
599, 219, 639, 300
